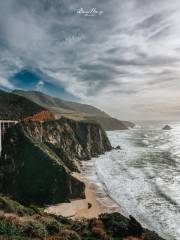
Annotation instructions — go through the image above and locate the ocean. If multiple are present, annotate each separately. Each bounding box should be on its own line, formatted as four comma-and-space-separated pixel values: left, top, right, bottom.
82, 121, 180, 240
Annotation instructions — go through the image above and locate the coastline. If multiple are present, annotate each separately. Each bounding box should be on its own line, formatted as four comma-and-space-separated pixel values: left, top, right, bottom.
44, 170, 165, 240
45, 172, 119, 219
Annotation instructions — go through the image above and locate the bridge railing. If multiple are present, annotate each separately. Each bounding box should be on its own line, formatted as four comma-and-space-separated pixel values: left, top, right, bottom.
0, 120, 18, 156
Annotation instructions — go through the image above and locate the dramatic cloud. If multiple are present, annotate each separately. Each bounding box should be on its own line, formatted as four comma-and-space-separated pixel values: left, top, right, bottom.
0, 76, 14, 89
0, 0, 180, 120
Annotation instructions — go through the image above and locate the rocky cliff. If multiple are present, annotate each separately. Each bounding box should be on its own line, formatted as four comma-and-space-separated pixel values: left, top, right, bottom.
0, 118, 111, 205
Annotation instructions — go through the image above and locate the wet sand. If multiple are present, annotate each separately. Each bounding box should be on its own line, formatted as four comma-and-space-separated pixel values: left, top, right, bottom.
45, 172, 119, 219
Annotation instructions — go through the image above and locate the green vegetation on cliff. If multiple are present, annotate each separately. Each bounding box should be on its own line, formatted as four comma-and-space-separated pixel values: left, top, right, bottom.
0, 196, 165, 240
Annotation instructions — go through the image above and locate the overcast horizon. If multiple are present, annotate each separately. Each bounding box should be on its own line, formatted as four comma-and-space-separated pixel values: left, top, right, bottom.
0, 0, 180, 120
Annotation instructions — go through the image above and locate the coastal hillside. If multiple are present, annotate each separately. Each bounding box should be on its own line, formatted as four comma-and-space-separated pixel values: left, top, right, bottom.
87, 116, 133, 131
13, 90, 134, 130
0, 118, 111, 205
0, 196, 165, 240
0, 90, 45, 120
0, 91, 166, 240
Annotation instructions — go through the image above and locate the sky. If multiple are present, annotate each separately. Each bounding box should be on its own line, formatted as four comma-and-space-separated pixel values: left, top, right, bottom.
0, 0, 180, 120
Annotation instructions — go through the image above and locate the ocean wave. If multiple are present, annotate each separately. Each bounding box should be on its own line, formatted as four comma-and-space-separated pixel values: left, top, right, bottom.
88, 124, 180, 240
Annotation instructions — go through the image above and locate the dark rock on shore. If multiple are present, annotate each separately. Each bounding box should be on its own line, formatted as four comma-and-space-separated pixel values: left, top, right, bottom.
0, 118, 111, 205
162, 125, 172, 130
114, 145, 121, 150
99, 212, 165, 240
127, 215, 143, 237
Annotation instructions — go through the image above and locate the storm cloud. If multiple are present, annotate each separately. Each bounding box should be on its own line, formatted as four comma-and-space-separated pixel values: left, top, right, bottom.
0, 0, 180, 120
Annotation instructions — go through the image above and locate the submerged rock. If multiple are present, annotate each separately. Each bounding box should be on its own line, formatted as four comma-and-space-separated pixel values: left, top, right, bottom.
162, 125, 172, 130
115, 145, 121, 150
0, 118, 111, 205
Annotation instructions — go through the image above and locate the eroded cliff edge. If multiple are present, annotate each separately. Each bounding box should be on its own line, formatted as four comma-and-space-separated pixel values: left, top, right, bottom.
0, 118, 112, 205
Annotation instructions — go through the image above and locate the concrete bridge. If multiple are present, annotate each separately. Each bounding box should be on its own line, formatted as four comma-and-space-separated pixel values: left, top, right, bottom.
0, 120, 18, 156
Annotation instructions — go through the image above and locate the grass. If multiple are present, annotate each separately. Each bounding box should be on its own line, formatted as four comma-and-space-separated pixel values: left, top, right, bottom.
22, 220, 47, 238
0, 196, 165, 240
0, 196, 36, 216
0, 218, 22, 237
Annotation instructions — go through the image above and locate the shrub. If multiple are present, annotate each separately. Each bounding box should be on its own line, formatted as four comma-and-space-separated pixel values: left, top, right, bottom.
91, 226, 109, 239
0, 219, 22, 236
22, 207, 36, 216
46, 220, 60, 235
58, 228, 80, 240
72, 219, 89, 233
99, 212, 128, 238
89, 218, 109, 240
23, 220, 47, 238
0, 196, 24, 215
29, 205, 42, 215
0, 196, 35, 216
55, 215, 73, 225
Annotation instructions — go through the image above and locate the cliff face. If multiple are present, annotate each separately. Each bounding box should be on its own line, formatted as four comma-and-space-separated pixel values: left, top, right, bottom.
18, 118, 111, 169
0, 118, 111, 205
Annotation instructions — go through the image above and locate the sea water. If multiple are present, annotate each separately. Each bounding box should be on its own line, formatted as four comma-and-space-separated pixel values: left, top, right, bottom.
83, 121, 180, 240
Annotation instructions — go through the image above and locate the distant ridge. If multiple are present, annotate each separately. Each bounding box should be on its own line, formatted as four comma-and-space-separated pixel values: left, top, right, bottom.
13, 90, 135, 130
0, 90, 45, 120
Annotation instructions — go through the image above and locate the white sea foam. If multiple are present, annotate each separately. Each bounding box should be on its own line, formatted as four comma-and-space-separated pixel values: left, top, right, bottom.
84, 122, 180, 240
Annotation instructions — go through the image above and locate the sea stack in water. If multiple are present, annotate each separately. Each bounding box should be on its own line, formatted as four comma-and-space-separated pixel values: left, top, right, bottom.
115, 145, 121, 150
162, 125, 172, 130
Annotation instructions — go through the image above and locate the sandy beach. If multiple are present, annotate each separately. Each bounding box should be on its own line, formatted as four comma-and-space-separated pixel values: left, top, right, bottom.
45, 172, 119, 219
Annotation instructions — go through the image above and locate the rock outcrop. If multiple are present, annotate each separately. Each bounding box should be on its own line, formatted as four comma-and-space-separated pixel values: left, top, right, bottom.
23, 110, 55, 121
99, 213, 165, 240
0, 118, 111, 205
162, 125, 172, 130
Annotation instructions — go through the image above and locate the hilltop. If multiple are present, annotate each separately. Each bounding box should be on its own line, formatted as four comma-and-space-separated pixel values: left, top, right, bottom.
13, 90, 134, 130
0, 90, 45, 120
